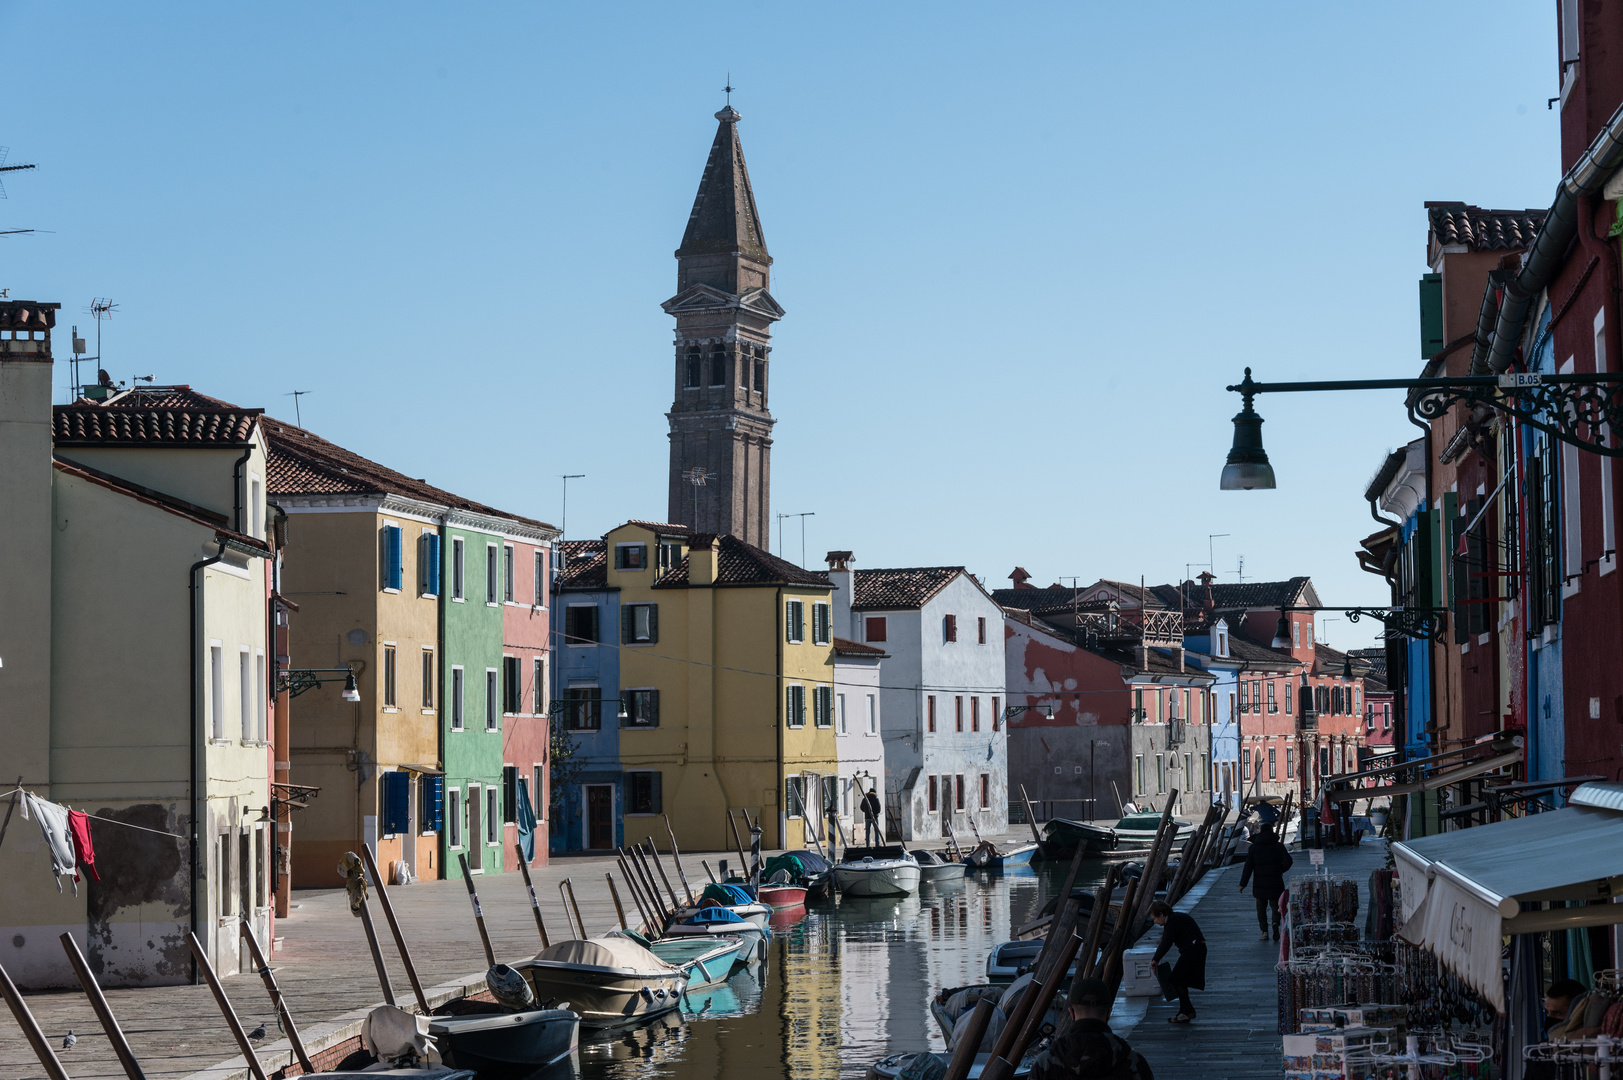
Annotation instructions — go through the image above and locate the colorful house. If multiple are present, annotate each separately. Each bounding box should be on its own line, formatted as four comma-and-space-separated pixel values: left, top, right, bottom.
266, 421, 557, 883
549, 537, 624, 852
831, 634, 887, 843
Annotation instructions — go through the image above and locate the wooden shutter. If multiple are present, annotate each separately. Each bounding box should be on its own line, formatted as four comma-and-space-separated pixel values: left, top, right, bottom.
944, 614, 957, 642
651, 771, 663, 814
382, 526, 403, 591
648, 689, 660, 727
647, 604, 658, 643
383, 771, 411, 835
866, 616, 886, 642
502, 765, 517, 823
424, 775, 444, 832
622, 606, 635, 644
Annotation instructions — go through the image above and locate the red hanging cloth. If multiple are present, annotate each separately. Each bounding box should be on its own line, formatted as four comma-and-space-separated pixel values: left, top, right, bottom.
67, 810, 100, 882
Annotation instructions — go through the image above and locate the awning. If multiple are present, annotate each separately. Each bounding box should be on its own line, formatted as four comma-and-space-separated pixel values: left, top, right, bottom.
1393, 782, 1623, 1011
1327, 741, 1522, 803
398, 763, 443, 775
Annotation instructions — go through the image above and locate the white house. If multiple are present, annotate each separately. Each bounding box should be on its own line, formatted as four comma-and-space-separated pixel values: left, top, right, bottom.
825, 552, 1008, 842
832, 637, 886, 843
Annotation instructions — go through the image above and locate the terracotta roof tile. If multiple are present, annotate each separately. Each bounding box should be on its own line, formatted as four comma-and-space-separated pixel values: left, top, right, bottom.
1206, 578, 1312, 610
557, 540, 607, 589
264, 419, 555, 532
851, 567, 962, 610
1427, 203, 1545, 253
55, 402, 263, 447
655, 535, 830, 588
622, 519, 691, 534
832, 636, 886, 658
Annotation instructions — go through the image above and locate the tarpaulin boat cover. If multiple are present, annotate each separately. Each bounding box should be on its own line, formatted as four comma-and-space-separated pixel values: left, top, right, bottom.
682, 906, 747, 925
1393, 781, 1623, 1012
762, 854, 806, 882
784, 849, 831, 874
533, 935, 679, 974
700, 882, 756, 906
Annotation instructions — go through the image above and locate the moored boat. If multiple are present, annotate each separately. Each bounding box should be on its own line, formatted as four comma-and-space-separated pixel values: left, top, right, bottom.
627, 931, 748, 991
515, 937, 687, 1029
662, 904, 768, 959
765, 850, 833, 899
866, 1051, 1033, 1079
1110, 811, 1196, 851
984, 940, 1080, 985
680, 882, 771, 928
427, 1006, 579, 1073
833, 845, 921, 897
964, 840, 1039, 870
758, 879, 809, 907
912, 848, 968, 884
1038, 817, 1118, 859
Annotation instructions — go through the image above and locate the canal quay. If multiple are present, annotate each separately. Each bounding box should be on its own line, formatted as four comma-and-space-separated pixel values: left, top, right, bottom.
0, 832, 1386, 1080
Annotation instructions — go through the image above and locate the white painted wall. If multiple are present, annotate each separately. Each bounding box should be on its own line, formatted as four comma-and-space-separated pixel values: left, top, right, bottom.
833, 653, 884, 843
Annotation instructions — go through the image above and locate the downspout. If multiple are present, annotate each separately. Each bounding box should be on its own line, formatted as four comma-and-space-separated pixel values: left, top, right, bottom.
776, 585, 785, 849
1405, 402, 1439, 837
231, 446, 253, 533
189, 538, 228, 983
1475, 97, 1623, 374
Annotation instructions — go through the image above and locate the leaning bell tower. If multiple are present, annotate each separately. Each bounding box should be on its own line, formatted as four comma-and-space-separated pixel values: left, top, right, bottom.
662, 105, 783, 547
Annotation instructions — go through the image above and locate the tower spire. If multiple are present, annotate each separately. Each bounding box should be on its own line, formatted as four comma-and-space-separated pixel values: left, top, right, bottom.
677, 105, 768, 263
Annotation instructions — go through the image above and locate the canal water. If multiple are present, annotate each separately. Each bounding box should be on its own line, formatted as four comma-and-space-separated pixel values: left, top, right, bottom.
573, 860, 1111, 1080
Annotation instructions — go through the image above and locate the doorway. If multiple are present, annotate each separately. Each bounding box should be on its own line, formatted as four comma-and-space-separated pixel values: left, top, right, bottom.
403, 775, 418, 881
586, 785, 614, 850
467, 784, 483, 872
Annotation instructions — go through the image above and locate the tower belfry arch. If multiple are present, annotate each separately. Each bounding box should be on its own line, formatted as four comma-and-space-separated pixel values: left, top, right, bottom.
662, 105, 783, 547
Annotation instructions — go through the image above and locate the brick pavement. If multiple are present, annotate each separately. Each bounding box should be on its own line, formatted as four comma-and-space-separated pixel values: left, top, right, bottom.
1114, 840, 1390, 1080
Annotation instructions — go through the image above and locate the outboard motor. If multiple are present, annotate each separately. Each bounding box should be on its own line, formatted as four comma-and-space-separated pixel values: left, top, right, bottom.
485, 964, 535, 1011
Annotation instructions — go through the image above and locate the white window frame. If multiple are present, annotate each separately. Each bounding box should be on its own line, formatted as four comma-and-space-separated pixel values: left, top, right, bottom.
485, 668, 499, 731
447, 787, 463, 848
812, 602, 831, 645
867, 694, 877, 735
1562, 356, 1584, 596
451, 537, 466, 602
503, 544, 515, 603
837, 692, 847, 734
255, 649, 267, 743
210, 642, 225, 741
486, 543, 500, 606
249, 476, 263, 539
450, 666, 465, 731
533, 655, 546, 715
421, 647, 435, 712
486, 787, 499, 845
381, 642, 398, 711
239, 646, 253, 742
533, 549, 546, 606
786, 683, 806, 728
786, 600, 804, 644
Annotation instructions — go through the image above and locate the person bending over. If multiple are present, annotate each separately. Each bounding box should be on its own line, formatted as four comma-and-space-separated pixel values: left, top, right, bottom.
1149, 900, 1206, 1024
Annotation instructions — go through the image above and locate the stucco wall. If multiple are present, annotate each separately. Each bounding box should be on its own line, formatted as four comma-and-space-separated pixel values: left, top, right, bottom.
442, 520, 505, 878
832, 655, 884, 840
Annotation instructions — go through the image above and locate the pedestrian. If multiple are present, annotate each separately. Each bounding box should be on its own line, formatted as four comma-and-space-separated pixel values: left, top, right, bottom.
1148, 900, 1206, 1024
860, 785, 883, 846
1238, 823, 1293, 941
1029, 976, 1155, 1080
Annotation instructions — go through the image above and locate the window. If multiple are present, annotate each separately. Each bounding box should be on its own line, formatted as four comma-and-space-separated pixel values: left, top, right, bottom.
754, 357, 766, 399
1241, 750, 1251, 782
1268, 747, 1277, 780
1184, 753, 1192, 782
218, 834, 233, 916
451, 537, 465, 600
785, 600, 805, 643
622, 603, 659, 644
1293, 621, 1301, 647
1599, 312, 1617, 574
239, 648, 253, 740
658, 541, 682, 573
837, 693, 847, 734
927, 775, 939, 812
814, 685, 834, 728
502, 656, 521, 714
255, 651, 267, 742
532, 767, 544, 820
421, 649, 435, 709
1237, 682, 1247, 712
992, 696, 1000, 730
502, 765, 518, 824
812, 602, 832, 645
628, 771, 663, 815
422, 776, 443, 833
709, 344, 726, 386
486, 788, 498, 844
1285, 682, 1293, 715
1561, 358, 1584, 594
532, 657, 545, 715
623, 688, 660, 728
380, 524, 403, 592
971, 696, 980, 732
1156, 755, 1165, 793
1135, 755, 1145, 794
979, 773, 990, 809
419, 532, 442, 596
451, 667, 465, 730
566, 687, 600, 730
955, 696, 964, 732
684, 346, 701, 388
867, 694, 877, 734
927, 694, 937, 733
944, 614, 957, 642
786, 684, 806, 728
1133, 688, 1144, 721
503, 545, 515, 602
955, 775, 965, 811
448, 788, 462, 847
486, 544, 499, 604
865, 616, 887, 642
250, 477, 263, 539
615, 544, 647, 571
785, 775, 807, 818
382, 771, 411, 836
1286, 747, 1294, 777
565, 605, 599, 644
1266, 682, 1276, 713
485, 670, 498, 731
382, 645, 397, 709
1200, 754, 1208, 786
534, 550, 546, 605
1216, 629, 1228, 657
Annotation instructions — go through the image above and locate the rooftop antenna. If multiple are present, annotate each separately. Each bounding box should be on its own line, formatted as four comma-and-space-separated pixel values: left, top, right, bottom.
284, 390, 311, 427
0, 147, 37, 201
559, 474, 584, 540
75, 299, 116, 399
1235, 554, 1245, 583
789, 511, 814, 567
1208, 534, 1230, 579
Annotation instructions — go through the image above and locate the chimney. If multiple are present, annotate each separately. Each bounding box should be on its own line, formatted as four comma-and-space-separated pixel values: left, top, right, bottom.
826, 550, 854, 634
0, 301, 61, 792
689, 534, 718, 586
1009, 566, 1032, 590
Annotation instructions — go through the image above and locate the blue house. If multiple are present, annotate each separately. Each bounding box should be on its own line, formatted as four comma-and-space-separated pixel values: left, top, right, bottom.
1363, 439, 1435, 764
549, 538, 624, 852
1184, 616, 1240, 809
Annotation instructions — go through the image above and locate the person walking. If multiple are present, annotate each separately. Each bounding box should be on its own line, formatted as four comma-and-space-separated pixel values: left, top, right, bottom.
1029, 976, 1155, 1079
1238, 824, 1294, 941
1149, 901, 1206, 1024
860, 785, 883, 846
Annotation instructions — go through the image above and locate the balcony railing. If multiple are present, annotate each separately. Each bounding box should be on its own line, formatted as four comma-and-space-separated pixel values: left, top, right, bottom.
1072, 605, 1185, 649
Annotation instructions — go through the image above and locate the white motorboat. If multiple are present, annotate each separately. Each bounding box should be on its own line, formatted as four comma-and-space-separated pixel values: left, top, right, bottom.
833, 845, 921, 897
1110, 811, 1196, 852
912, 848, 968, 884
515, 936, 687, 1029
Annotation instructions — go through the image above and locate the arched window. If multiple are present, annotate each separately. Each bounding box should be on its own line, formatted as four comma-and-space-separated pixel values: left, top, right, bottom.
709, 344, 727, 387
684, 347, 701, 388
753, 347, 767, 400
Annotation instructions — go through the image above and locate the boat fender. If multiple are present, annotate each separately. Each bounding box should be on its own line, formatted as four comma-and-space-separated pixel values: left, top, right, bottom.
639, 987, 655, 1002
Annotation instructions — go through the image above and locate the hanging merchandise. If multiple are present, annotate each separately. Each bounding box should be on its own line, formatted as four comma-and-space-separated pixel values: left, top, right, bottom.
1523, 1035, 1623, 1080
26, 792, 79, 894
67, 809, 99, 883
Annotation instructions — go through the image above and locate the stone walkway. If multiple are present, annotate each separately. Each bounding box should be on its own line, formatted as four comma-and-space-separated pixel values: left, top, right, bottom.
1113, 840, 1389, 1080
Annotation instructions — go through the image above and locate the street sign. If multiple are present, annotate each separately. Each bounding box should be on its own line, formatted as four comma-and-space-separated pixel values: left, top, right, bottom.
1498, 372, 1544, 388
1309, 848, 1325, 866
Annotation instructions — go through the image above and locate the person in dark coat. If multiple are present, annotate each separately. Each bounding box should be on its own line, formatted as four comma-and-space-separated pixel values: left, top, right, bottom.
859, 786, 883, 845
1239, 824, 1294, 941
1029, 976, 1155, 1080
1149, 901, 1206, 1023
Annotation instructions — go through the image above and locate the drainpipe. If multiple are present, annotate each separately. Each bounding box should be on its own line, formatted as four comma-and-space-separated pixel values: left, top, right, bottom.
189, 539, 228, 983
230, 446, 253, 533
776, 585, 786, 849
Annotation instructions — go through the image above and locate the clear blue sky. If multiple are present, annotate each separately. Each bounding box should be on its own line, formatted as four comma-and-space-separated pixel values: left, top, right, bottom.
3, 3, 1560, 649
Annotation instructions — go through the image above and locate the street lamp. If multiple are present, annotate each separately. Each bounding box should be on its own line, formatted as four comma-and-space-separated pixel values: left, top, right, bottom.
277, 666, 362, 701
1221, 384, 1277, 490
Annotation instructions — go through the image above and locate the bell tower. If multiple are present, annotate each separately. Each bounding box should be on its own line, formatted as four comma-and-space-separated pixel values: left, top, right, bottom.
662, 106, 784, 548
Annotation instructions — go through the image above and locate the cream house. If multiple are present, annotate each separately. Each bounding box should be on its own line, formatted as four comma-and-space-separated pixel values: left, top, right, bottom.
0, 301, 275, 989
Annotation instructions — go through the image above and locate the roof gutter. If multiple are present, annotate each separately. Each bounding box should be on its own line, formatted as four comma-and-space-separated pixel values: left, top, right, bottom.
1474, 97, 1623, 374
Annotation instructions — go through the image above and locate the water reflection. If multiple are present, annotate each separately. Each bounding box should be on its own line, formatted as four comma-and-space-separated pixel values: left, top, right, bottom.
572, 860, 1109, 1080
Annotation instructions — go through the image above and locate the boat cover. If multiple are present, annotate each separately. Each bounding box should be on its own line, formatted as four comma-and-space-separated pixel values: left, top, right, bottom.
362, 1005, 441, 1066
762, 854, 806, 882
784, 849, 832, 874
700, 882, 756, 906
534, 935, 678, 973
840, 845, 908, 862
682, 905, 747, 925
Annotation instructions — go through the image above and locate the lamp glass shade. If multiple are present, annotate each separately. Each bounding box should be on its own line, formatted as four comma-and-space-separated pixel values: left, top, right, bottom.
1342, 656, 1354, 680
1220, 401, 1277, 490
1270, 616, 1290, 650
341, 670, 361, 702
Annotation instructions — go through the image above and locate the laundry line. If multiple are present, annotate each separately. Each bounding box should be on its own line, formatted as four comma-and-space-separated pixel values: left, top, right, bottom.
0, 788, 188, 839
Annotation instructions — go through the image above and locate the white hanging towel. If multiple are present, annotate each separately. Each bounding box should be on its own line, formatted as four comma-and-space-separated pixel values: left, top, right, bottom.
26, 793, 78, 895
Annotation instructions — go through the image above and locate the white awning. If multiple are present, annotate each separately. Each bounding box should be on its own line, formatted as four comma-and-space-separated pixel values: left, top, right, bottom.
1393, 782, 1623, 1011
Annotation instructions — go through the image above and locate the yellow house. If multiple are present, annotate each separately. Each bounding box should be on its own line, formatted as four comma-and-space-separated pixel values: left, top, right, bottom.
608, 524, 837, 852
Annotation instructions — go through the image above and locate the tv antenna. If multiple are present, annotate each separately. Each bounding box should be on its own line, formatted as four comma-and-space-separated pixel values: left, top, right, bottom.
559, 474, 585, 540
0, 148, 36, 201
1235, 554, 1245, 583
285, 390, 311, 426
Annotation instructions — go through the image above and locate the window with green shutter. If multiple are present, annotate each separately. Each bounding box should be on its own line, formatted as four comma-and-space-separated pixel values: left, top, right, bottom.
786, 600, 805, 643
1419, 273, 1444, 360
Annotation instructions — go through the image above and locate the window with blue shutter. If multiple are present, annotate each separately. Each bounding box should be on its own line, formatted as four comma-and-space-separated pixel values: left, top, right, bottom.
420, 533, 441, 596
381, 525, 403, 592
422, 775, 444, 833
383, 771, 411, 835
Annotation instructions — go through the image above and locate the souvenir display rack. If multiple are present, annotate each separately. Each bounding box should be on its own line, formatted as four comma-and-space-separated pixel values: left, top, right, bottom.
1523, 1035, 1623, 1080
